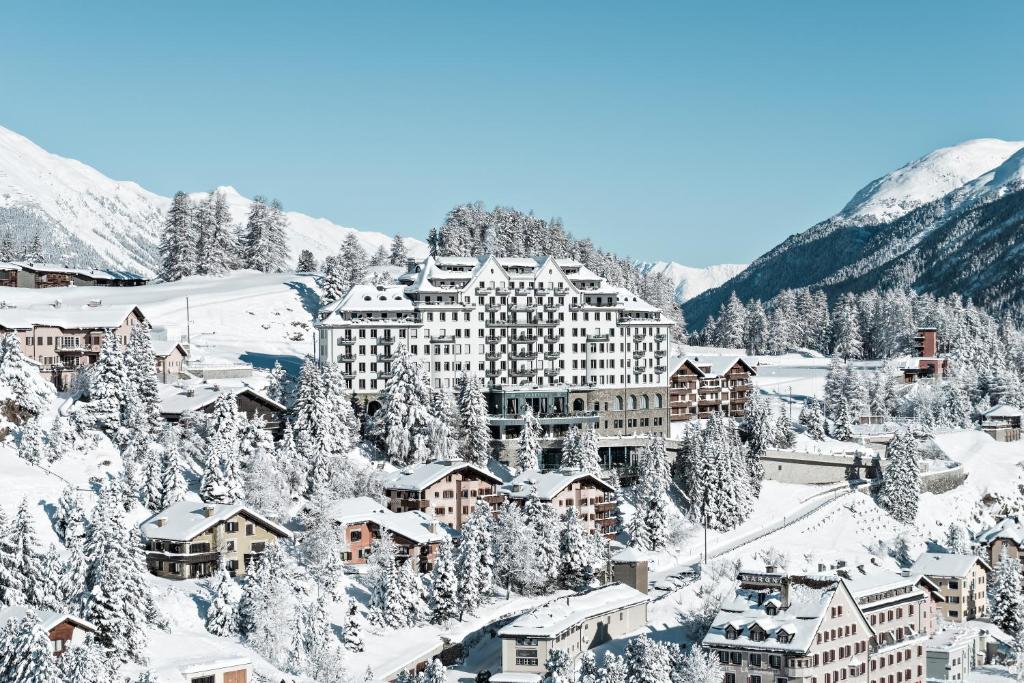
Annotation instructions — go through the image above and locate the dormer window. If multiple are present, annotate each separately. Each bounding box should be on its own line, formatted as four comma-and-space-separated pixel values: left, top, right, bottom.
724, 625, 739, 640
765, 603, 778, 616
777, 630, 792, 644
749, 624, 767, 642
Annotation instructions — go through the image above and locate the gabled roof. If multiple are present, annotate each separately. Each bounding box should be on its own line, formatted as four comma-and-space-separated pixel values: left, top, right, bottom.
667, 354, 756, 379
158, 383, 284, 416
0, 303, 145, 331
140, 500, 292, 541
498, 583, 648, 638
910, 552, 991, 579
983, 404, 1023, 418
12, 261, 147, 281
977, 516, 1024, 547
0, 606, 96, 633
845, 571, 942, 606
382, 459, 504, 492
328, 496, 454, 545
404, 255, 446, 294
502, 468, 615, 501
151, 340, 188, 359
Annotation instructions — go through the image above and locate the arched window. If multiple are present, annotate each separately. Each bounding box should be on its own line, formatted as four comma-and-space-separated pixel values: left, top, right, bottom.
641, 395, 650, 410
614, 396, 624, 411
655, 394, 664, 409
572, 398, 584, 412
629, 395, 637, 410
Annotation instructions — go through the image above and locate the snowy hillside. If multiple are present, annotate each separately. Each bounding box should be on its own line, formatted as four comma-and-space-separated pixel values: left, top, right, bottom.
0, 125, 427, 278
836, 138, 1024, 225
642, 261, 746, 303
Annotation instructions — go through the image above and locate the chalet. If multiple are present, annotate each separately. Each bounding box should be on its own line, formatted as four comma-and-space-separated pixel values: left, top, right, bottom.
0, 303, 146, 390
381, 459, 505, 530
328, 496, 454, 572
152, 340, 189, 383
157, 383, 286, 433
0, 606, 96, 656
909, 553, 990, 622
979, 404, 1022, 442
976, 515, 1024, 569
703, 569, 878, 683
667, 355, 756, 422
140, 500, 291, 580
903, 328, 950, 384
5, 261, 147, 288
179, 657, 252, 683
496, 583, 649, 678
502, 468, 618, 537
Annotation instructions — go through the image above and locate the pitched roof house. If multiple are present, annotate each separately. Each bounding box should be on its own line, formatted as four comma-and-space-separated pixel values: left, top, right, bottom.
909, 553, 991, 622
976, 515, 1024, 570
382, 459, 505, 530
157, 383, 285, 432
0, 606, 96, 656
140, 500, 291, 580
502, 468, 618, 537
667, 354, 756, 422
151, 340, 188, 383
328, 496, 455, 572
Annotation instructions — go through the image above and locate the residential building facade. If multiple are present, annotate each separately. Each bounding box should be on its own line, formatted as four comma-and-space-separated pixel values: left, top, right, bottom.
152, 340, 188, 383
502, 468, 619, 537
381, 460, 505, 530
157, 383, 286, 433
976, 515, 1024, 569
924, 626, 988, 682
903, 328, 950, 383
0, 303, 146, 390
314, 256, 674, 453
497, 583, 649, 677
140, 501, 291, 580
908, 554, 990, 622
329, 496, 453, 572
0, 261, 148, 288
0, 607, 96, 656
667, 355, 756, 422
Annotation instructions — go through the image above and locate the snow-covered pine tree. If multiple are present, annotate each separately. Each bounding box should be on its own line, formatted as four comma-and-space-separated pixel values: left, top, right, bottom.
396, 553, 429, 626
53, 484, 85, 544
266, 359, 290, 405
543, 649, 572, 683
0, 505, 24, 606
560, 424, 581, 468
206, 564, 241, 636
831, 293, 864, 360
125, 324, 161, 431
428, 535, 459, 623
342, 598, 364, 652
305, 593, 347, 683
0, 332, 51, 420
277, 424, 307, 498
628, 437, 668, 550
774, 411, 796, 449
455, 498, 493, 615
366, 531, 409, 628
88, 332, 130, 429
9, 498, 46, 608
493, 500, 538, 597
674, 645, 724, 683
515, 405, 542, 471
600, 652, 629, 683
524, 495, 560, 589
154, 426, 187, 510
0, 610, 62, 683
58, 635, 111, 682
240, 196, 287, 273
238, 543, 305, 669
16, 418, 47, 466
420, 658, 447, 683
716, 292, 747, 348
389, 234, 408, 265
457, 373, 491, 465
159, 191, 197, 281
371, 347, 436, 466
201, 190, 238, 276
340, 233, 369, 290
46, 413, 75, 464
742, 299, 770, 354
798, 399, 827, 440
244, 440, 292, 519
681, 412, 755, 532
60, 528, 88, 611
83, 481, 154, 662
877, 430, 920, 524
370, 244, 389, 267
624, 634, 674, 683
297, 249, 317, 272
990, 545, 1024, 635
944, 523, 971, 555
558, 507, 595, 590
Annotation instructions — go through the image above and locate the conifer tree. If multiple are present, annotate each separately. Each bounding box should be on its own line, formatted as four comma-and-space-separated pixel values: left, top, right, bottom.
429, 535, 460, 623
524, 495, 561, 589
680, 412, 755, 532
421, 658, 448, 683
342, 598, 364, 652
558, 507, 595, 590
16, 418, 47, 466
629, 437, 667, 550
340, 233, 369, 290
0, 610, 62, 683
305, 593, 347, 683
371, 348, 436, 465
125, 323, 161, 431
389, 234, 408, 265
366, 531, 409, 628
799, 399, 827, 440
457, 373, 491, 465
88, 332, 130, 429
543, 650, 573, 683
493, 500, 537, 598
991, 546, 1024, 635
58, 635, 110, 682
198, 190, 238, 276
370, 244, 389, 267
241, 196, 290, 273
266, 359, 290, 405
206, 564, 241, 636
46, 413, 75, 464
159, 191, 197, 281
53, 484, 85, 544
674, 645, 724, 683
515, 405, 543, 471
600, 652, 629, 683
0, 333, 50, 420
155, 426, 187, 510
0, 505, 24, 606
297, 249, 317, 272
624, 634, 674, 683
455, 498, 493, 614
319, 255, 348, 303
878, 430, 920, 524
944, 523, 971, 554
10, 498, 46, 608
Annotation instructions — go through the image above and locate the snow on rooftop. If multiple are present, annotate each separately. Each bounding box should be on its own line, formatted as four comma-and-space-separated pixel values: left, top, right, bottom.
976, 516, 1024, 547
157, 382, 282, 416
0, 302, 142, 330
0, 606, 96, 632
328, 496, 453, 545
982, 404, 1023, 418
909, 553, 989, 578
502, 468, 614, 501
140, 499, 291, 542
498, 583, 648, 639
382, 459, 504, 492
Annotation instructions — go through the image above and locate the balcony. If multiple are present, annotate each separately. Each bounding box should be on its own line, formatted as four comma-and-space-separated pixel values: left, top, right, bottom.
336, 353, 356, 363
654, 334, 667, 343
633, 366, 644, 374
510, 367, 536, 377
513, 334, 537, 343
495, 287, 511, 295
342, 372, 356, 380
655, 365, 666, 373
511, 304, 537, 313
553, 286, 569, 295
569, 303, 584, 312
544, 351, 560, 360
632, 333, 647, 342
377, 371, 394, 380
485, 336, 501, 345
632, 350, 645, 359
488, 411, 599, 427
337, 337, 356, 346
511, 351, 538, 361
587, 334, 610, 343
485, 303, 502, 312
485, 369, 501, 378
543, 304, 560, 312
430, 335, 456, 344
485, 318, 508, 327
485, 352, 502, 361
543, 368, 560, 377
595, 500, 618, 512
655, 349, 667, 358
541, 335, 560, 344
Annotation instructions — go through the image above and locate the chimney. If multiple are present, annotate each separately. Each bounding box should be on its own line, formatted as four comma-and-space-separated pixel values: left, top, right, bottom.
900, 568, 911, 578
428, 521, 438, 533
203, 505, 216, 518
156, 517, 167, 527
765, 564, 777, 574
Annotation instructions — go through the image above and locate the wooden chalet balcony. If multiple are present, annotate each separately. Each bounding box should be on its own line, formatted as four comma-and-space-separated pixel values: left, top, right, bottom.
698, 398, 722, 407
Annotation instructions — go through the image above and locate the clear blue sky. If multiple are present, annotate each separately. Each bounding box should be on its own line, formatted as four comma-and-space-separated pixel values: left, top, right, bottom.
2, 2, 1022, 266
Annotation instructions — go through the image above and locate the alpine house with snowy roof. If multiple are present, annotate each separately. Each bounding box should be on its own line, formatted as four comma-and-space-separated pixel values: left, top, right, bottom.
666, 354, 757, 422
140, 500, 292, 580
502, 467, 618, 537
908, 553, 990, 622
313, 255, 674, 462
381, 459, 505, 530
977, 515, 1024, 569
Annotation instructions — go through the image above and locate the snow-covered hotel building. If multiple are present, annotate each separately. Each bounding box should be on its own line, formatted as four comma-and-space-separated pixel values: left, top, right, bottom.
315, 255, 674, 455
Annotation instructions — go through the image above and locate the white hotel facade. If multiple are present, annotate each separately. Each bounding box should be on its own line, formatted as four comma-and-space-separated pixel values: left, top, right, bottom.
315, 255, 674, 458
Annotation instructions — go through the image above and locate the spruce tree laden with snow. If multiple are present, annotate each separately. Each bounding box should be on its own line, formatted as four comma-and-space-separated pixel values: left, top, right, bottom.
266, 359, 290, 405
0, 610, 63, 683
799, 399, 827, 440
0, 505, 25, 607
493, 500, 538, 597
206, 564, 241, 636
0, 332, 51, 421
628, 436, 668, 550
159, 191, 197, 281
53, 484, 85, 544
515, 405, 543, 471
558, 507, 595, 590
524, 495, 561, 589
675, 645, 724, 683
944, 523, 972, 555
455, 498, 493, 615
58, 635, 111, 682
624, 634, 675, 683
991, 546, 1024, 635
342, 598, 364, 652
369, 347, 437, 465
429, 535, 460, 623
88, 332, 130, 429
679, 412, 756, 532
9, 498, 47, 608
125, 324, 161, 431
297, 249, 317, 272
457, 373, 491, 465
877, 430, 921, 524
543, 649, 572, 683
16, 418, 47, 466
366, 531, 411, 628
389, 234, 408, 265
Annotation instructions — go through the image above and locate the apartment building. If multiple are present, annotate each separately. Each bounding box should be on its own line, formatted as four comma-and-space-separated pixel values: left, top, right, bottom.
902, 328, 950, 384
157, 383, 287, 433
908, 554, 990, 622
140, 500, 292, 579
381, 459, 505, 530
314, 255, 673, 445
328, 496, 453, 572
667, 355, 756, 422
703, 569, 874, 683
847, 570, 944, 683
502, 468, 619, 537
0, 303, 146, 390
497, 583, 649, 677
924, 626, 988, 681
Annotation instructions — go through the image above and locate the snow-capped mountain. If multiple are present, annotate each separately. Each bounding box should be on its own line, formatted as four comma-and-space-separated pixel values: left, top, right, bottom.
0, 125, 426, 278
641, 261, 747, 303
684, 137, 1024, 323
